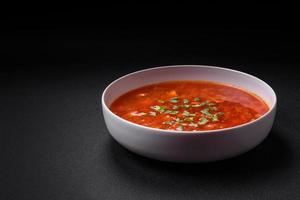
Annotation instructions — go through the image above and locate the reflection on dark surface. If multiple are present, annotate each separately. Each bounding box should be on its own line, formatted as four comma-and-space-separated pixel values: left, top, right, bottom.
107, 129, 293, 193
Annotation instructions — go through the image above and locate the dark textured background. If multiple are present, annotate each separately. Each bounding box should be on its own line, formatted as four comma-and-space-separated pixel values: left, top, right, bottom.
1, 9, 300, 200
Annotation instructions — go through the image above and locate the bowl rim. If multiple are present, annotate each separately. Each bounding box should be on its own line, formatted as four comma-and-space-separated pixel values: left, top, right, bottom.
101, 65, 277, 135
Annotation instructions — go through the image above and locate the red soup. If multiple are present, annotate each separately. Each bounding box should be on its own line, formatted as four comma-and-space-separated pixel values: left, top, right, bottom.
110, 81, 269, 131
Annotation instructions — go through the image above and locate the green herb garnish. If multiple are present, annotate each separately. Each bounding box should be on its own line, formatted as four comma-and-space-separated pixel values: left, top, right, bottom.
164, 110, 172, 114
176, 125, 184, 131
209, 106, 218, 111
191, 104, 202, 108
194, 97, 201, 101
211, 112, 224, 122
201, 108, 212, 117
198, 117, 208, 125
172, 105, 179, 110
182, 110, 195, 117
183, 110, 190, 116
149, 111, 157, 116
163, 121, 174, 125
151, 105, 167, 113
208, 102, 216, 106
163, 110, 179, 115
169, 110, 179, 115
191, 101, 209, 108
131, 111, 147, 116
175, 118, 183, 123
181, 104, 190, 108
169, 97, 179, 103
183, 99, 189, 104
188, 123, 198, 127
184, 117, 194, 122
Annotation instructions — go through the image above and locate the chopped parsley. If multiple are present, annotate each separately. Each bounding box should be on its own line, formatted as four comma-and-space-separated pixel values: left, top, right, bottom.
172, 105, 179, 110
183, 110, 195, 117
194, 97, 201, 101
149, 111, 157, 116
133, 96, 224, 131
169, 110, 179, 115
198, 117, 208, 125
175, 118, 183, 123
201, 108, 212, 117
184, 117, 194, 122
176, 125, 184, 131
209, 106, 218, 111
151, 105, 167, 113
208, 102, 216, 106
191, 101, 209, 107
188, 123, 198, 127
163, 121, 174, 125
131, 111, 147, 116
164, 110, 172, 114
164, 110, 179, 115
191, 104, 202, 108
180, 104, 190, 108
183, 110, 190, 116
211, 112, 224, 122
183, 99, 189, 104
169, 97, 179, 103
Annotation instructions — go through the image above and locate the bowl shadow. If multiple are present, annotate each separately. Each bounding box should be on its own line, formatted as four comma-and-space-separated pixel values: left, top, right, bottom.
106, 128, 293, 193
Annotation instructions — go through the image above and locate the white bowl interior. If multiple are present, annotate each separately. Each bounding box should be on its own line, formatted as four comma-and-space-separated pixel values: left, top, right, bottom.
103, 66, 276, 110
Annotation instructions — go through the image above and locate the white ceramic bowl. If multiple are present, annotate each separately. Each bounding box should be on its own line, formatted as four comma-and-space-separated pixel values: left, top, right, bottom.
102, 65, 277, 162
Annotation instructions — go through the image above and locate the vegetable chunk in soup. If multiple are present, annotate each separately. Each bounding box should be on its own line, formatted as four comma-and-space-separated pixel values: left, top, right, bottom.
110, 81, 269, 132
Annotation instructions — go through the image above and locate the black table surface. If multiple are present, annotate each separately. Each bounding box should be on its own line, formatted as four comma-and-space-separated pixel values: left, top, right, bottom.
1, 27, 300, 200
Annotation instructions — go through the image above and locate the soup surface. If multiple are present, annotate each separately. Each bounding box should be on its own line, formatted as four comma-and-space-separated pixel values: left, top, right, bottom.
110, 81, 269, 131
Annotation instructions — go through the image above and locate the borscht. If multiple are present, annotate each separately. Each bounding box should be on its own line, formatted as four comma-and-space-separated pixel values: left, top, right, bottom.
110, 81, 269, 131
